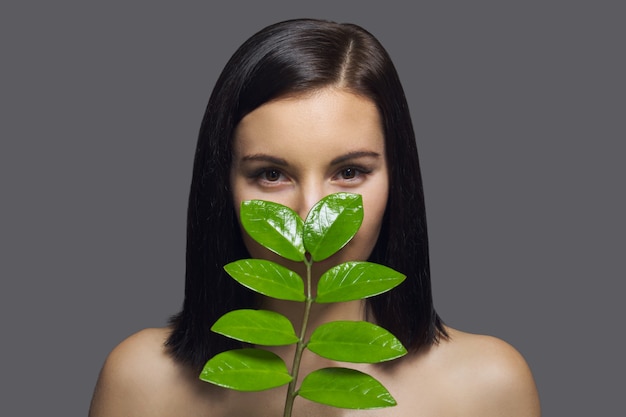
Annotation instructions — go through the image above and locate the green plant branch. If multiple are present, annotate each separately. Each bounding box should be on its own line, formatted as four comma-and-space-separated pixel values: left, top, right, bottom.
200, 193, 407, 411
283, 255, 313, 417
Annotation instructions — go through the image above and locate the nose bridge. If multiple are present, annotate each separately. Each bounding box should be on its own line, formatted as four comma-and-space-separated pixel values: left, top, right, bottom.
297, 177, 326, 219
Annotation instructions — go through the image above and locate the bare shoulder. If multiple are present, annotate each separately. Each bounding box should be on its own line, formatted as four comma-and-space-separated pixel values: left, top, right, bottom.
88, 327, 212, 417
430, 327, 541, 416
97, 327, 173, 376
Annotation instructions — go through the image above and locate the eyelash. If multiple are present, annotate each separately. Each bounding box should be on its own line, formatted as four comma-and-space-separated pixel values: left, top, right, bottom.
250, 166, 372, 187
334, 166, 371, 181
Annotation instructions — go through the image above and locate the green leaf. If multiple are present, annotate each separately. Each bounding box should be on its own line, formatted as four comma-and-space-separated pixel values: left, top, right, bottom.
303, 193, 363, 261
307, 321, 407, 363
316, 261, 406, 303
199, 348, 292, 391
224, 259, 305, 301
298, 367, 397, 409
241, 200, 305, 261
211, 309, 299, 346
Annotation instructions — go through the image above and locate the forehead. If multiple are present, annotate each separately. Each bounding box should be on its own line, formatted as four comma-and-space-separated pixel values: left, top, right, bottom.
233, 89, 384, 155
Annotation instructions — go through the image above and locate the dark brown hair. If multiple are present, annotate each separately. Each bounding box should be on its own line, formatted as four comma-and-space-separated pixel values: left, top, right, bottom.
166, 18, 447, 371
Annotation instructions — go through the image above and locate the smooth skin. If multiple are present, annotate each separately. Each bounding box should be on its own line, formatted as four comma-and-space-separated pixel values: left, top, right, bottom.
89, 89, 541, 416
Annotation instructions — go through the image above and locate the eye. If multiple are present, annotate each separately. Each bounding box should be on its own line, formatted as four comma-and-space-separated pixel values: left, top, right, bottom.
253, 168, 288, 187
340, 167, 357, 179
264, 169, 282, 182
340, 167, 357, 180
330, 165, 373, 187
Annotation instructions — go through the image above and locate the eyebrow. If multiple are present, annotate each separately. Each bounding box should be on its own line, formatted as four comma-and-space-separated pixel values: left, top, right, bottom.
240, 154, 289, 166
239, 151, 381, 166
330, 151, 381, 165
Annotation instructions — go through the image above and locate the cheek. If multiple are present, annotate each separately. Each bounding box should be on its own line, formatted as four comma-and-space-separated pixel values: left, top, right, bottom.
338, 186, 388, 263
231, 176, 246, 211
363, 173, 389, 232
360, 195, 388, 248
231, 181, 252, 255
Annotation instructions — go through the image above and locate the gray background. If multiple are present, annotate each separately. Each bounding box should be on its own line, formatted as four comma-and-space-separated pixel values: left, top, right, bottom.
1, 1, 624, 415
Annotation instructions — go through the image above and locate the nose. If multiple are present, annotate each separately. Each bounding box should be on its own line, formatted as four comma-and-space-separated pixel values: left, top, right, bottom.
295, 182, 326, 220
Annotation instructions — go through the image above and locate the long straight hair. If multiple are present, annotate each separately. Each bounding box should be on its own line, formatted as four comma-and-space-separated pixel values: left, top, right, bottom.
166, 19, 446, 371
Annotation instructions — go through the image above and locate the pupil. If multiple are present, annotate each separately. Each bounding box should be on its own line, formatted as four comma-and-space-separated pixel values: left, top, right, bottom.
266, 170, 280, 181
343, 168, 356, 179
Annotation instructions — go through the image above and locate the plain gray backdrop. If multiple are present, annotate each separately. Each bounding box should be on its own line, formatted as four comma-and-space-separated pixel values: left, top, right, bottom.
1, 1, 624, 415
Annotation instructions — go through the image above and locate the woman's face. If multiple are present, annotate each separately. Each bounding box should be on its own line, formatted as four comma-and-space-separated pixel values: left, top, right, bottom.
230, 88, 389, 277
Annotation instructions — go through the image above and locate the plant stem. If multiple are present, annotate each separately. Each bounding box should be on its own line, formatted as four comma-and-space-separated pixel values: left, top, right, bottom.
283, 255, 314, 417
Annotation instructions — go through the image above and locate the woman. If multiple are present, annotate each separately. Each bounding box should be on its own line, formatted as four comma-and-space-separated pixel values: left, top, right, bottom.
89, 19, 540, 416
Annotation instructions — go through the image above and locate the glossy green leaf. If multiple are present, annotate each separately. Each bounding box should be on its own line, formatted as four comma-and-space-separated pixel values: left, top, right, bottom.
205, 195, 407, 411
211, 309, 299, 346
241, 200, 305, 261
200, 348, 292, 391
224, 259, 305, 301
303, 193, 363, 261
316, 261, 406, 303
298, 367, 397, 409
307, 321, 407, 363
